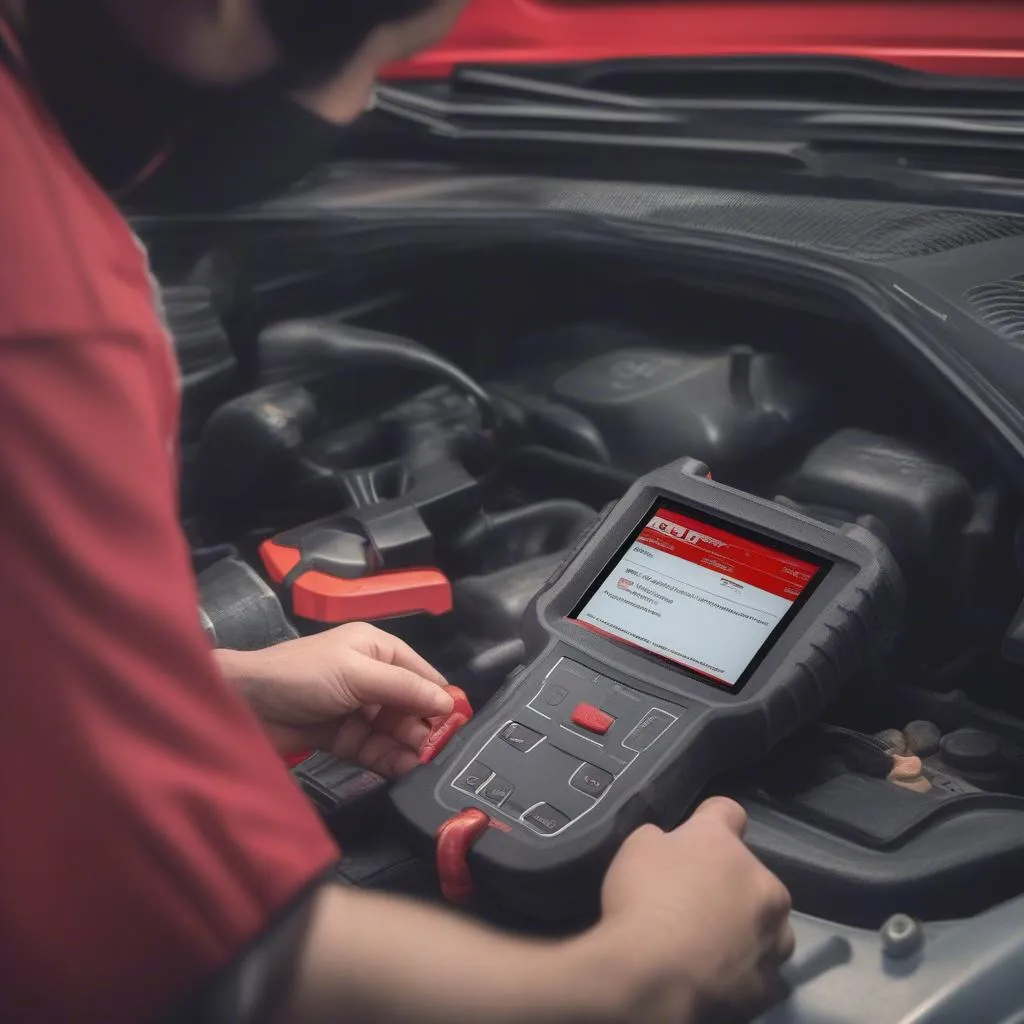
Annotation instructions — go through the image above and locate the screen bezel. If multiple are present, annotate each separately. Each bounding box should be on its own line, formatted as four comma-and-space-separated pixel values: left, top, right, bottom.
567, 496, 833, 694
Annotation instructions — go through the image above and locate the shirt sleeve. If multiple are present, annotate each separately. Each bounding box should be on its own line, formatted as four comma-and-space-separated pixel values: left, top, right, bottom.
0, 329, 340, 1024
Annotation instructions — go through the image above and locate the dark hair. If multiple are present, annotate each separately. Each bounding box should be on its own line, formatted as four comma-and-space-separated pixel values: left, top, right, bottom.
261, 0, 438, 86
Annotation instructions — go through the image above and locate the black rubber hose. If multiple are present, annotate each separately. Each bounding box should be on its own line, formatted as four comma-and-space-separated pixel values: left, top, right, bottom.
258, 318, 501, 435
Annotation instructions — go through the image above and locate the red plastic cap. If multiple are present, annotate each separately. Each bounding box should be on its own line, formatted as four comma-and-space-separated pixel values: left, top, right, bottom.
259, 540, 302, 584
291, 568, 453, 624
436, 808, 490, 904
448, 686, 473, 721
420, 687, 474, 765
420, 713, 468, 765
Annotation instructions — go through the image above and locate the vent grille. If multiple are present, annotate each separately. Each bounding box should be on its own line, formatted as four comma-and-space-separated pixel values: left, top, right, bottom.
964, 274, 1024, 342
200, 168, 1024, 269
532, 182, 1024, 262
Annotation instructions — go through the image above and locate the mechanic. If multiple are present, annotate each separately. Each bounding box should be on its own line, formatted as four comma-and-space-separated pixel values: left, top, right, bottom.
0, 2, 795, 1022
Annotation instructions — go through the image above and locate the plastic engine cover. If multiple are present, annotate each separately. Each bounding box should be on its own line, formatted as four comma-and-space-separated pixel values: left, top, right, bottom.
780, 429, 998, 613
514, 329, 823, 477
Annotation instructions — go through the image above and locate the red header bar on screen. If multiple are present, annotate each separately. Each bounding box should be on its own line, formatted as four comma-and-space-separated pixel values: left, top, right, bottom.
637, 508, 820, 601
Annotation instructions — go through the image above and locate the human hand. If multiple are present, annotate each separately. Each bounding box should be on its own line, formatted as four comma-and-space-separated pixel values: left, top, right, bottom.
289, 1, 469, 126
215, 623, 454, 777
598, 797, 794, 1023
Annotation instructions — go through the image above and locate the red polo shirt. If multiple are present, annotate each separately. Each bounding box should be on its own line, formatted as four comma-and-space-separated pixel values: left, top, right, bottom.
0, 33, 339, 1024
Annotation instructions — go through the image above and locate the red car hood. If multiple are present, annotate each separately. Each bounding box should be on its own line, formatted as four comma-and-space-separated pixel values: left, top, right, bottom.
386, 0, 1024, 79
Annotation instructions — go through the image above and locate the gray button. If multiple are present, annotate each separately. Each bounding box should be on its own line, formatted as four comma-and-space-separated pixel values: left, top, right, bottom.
523, 804, 571, 835
500, 722, 543, 753
599, 681, 645, 718
455, 761, 492, 793
571, 763, 614, 798
480, 775, 514, 807
624, 709, 675, 752
541, 683, 569, 708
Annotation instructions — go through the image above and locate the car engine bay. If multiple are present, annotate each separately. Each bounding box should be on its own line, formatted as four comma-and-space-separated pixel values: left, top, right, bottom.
160, 233, 1024, 933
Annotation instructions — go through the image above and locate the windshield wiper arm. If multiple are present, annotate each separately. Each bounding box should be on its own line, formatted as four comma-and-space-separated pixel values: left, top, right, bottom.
450, 67, 666, 110
382, 70, 1024, 150
450, 61, 1024, 127
373, 83, 683, 126
372, 86, 815, 171
804, 110, 1024, 135
369, 72, 1024, 192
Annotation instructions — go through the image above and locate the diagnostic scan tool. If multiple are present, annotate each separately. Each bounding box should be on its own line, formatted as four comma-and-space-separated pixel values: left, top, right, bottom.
392, 458, 904, 920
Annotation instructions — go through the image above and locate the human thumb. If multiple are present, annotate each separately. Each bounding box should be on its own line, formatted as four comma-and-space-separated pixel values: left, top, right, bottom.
341, 653, 454, 718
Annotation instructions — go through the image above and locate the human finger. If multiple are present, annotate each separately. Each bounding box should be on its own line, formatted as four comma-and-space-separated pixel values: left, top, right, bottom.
342, 653, 454, 718
684, 796, 748, 837
769, 920, 797, 966
354, 625, 450, 687
328, 714, 374, 764
354, 731, 420, 779
370, 706, 432, 751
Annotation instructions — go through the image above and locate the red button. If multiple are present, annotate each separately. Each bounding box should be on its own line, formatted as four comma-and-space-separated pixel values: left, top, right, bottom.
571, 703, 614, 735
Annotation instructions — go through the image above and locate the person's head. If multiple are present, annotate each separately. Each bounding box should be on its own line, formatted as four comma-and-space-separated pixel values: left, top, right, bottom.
98, 0, 468, 118
8, 0, 469, 211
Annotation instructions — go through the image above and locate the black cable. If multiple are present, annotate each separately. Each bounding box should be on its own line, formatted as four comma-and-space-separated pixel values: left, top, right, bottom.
258, 318, 502, 436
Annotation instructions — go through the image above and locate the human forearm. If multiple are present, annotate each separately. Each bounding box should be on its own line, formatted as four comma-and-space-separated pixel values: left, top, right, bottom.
277, 885, 677, 1024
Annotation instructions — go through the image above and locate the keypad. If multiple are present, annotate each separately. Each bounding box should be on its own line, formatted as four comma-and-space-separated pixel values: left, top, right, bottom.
450, 658, 683, 837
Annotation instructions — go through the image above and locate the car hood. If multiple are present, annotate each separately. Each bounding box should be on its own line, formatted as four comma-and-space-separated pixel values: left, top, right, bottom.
385, 1, 1024, 80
